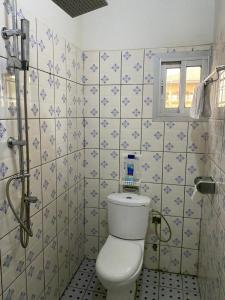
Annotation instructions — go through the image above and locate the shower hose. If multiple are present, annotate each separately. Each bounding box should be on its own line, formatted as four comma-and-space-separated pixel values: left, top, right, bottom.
6, 70, 33, 248
152, 210, 172, 243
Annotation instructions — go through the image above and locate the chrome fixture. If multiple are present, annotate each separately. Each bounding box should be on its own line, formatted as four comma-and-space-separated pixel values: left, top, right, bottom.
51, 0, 108, 18
204, 65, 225, 85
2, 0, 38, 248
194, 176, 216, 194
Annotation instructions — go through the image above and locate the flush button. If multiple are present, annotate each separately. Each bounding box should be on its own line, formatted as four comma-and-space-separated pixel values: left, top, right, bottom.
126, 196, 132, 199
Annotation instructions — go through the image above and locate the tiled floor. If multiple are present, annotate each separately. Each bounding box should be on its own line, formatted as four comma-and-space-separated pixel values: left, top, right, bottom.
61, 259, 201, 300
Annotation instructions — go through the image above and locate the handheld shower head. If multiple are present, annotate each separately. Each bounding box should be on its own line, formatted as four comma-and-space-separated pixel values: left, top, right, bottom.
21, 19, 29, 70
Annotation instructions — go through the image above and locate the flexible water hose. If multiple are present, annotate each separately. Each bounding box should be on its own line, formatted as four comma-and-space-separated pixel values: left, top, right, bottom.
6, 175, 32, 237
152, 210, 172, 243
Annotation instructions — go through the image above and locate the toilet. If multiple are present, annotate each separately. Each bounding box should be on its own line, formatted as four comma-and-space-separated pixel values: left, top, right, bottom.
96, 193, 151, 300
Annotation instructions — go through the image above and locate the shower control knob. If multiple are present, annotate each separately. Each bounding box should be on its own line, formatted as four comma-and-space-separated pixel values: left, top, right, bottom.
7, 137, 26, 148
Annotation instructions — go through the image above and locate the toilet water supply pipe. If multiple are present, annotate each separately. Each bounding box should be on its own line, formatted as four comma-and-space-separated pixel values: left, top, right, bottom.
152, 210, 172, 243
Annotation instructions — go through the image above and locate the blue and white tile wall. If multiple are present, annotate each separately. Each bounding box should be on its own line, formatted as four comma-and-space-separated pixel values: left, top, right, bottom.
0, 0, 85, 299
198, 18, 225, 300
83, 46, 211, 276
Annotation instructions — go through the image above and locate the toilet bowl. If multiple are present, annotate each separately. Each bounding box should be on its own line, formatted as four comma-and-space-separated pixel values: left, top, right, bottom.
96, 235, 144, 300
95, 193, 151, 300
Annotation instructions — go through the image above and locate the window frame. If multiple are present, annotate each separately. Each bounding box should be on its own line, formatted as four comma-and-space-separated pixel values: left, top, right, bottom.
153, 50, 210, 121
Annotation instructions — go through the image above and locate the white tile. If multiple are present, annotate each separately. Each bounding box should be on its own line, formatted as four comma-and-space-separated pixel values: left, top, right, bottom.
164, 122, 188, 152
100, 150, 119, 180
85, 178, 99, 208
183, 218, 200, 249
160, 246, 181, 273
121, 85, 143, 118
182, 249, 199, 276
3, 272, 26, 300
43, 200, 57, 248
100, 118, 120, 149
40, 119, 56, 163
85, 236, 99, 259
100, 85, 120, 118
26, 210, 43, 266
0, 227, 25, 290
44, 238, 58, 285
162, 185, 184, 217
186, 153, 208, 185
85, 149, 99, 179
57, 226, 69, 267
188, 122, 208, 153
85, 208, 99, 236
56, 156, 68, 197
37, 20, 53, 73
141, 152, 163, 183
55, 118, 68, 158
84, 85, 99, 117
120, 118, 141, 150
122, 49, 144, 84
142, 119, 164, 151
100, 50, 121, 84
83, 51, 99, 84
144, 243, 160, 270
163, 152, 186, 185
26, 252, 45, 300
161, 216, 183, 247
184, 186, 202, 218
57, 192, 69, 233
142, 85, 153, 119
55, 77, 67, 118
85, 118, 99, 149
39, 71, 55, 118
42, 160, 56, 206
53, 33, 66, 78
66, 41, 77, 82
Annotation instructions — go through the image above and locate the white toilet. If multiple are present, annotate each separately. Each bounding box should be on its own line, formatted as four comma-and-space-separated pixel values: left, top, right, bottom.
96, 193, 151, 300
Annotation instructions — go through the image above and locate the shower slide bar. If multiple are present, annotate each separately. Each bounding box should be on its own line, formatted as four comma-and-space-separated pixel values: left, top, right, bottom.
204, 64, 225, 85
1, 0, 38, 248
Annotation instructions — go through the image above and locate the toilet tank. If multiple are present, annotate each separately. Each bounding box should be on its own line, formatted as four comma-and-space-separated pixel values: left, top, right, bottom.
107, 193, 151, 240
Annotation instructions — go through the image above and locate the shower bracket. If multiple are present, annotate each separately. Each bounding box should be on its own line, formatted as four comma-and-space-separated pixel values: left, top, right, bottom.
7, 137, 26, 148
1, 26, 22, 39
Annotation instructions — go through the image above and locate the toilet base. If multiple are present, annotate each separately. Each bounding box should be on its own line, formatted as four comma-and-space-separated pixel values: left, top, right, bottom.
106, 282, 136, 300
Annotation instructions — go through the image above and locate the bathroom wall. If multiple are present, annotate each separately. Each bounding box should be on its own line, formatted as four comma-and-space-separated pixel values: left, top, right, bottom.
0, 0, 84, 299
83, 45, 210, 275
79, 0, 215, 50
198, 0, 225, 298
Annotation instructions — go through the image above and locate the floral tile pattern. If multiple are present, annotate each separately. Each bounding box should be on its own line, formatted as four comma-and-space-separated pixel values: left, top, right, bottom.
83, 47, 209, 276
61, 258, 201, 300
0, 1, 85, 299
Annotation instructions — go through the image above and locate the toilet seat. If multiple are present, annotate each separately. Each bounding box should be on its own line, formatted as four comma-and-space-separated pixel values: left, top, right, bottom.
96, 235, 142, 283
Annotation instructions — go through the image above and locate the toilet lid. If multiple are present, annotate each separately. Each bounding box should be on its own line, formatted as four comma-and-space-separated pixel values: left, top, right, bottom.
96, 236, 142, 283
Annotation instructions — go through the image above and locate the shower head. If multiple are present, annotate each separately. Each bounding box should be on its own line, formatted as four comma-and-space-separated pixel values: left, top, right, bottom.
52, 0, 108, 18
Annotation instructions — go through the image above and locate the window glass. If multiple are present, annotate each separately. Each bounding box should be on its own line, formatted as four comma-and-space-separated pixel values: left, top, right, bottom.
165, 68, 180, 108
185, 66, 201, 108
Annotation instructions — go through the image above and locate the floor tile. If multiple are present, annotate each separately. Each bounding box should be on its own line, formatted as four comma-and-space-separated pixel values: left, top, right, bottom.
160, 272, 183, 289
61, 287, 86, 299
70, 271, 93, 289
183, 289, 201, 300
159, 287, 183, 300
60, 258, 201, 300
182, 275, 199, 292
83, 290, 106, 300
136, 285, 159, 300
80, 258, 96, 273
87, 273, 106, 294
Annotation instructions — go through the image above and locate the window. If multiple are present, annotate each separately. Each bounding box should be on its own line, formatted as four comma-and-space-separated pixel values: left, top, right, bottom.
153, 50, 210, 120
